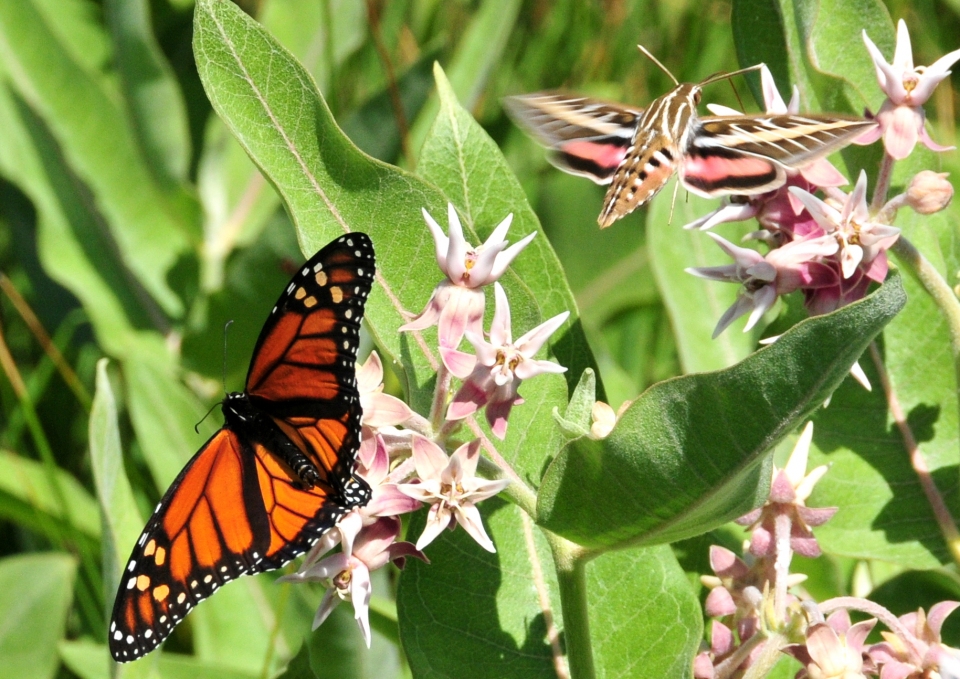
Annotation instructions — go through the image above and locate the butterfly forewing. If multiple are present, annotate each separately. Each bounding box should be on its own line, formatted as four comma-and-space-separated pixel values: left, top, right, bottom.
110, 233, 376, 662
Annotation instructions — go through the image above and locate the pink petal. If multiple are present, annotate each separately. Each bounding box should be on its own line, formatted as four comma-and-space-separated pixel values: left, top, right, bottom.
483, 213, 514, 248
514, 357, 567, 380
353, 517, 402, 564
892, 20, 914, 73
704, 586, 737, 617
769, 469, 797, 503
440, 346, 478, 379
399, 287, 442, 331
712, 295, 755, 339
468, 240, 507, 287
488, 230, 537, 282
711, 621, 735, 656
882, 105, 921, 160
455, 502, 496, 552
365, 486, 423, 517
485, 396, 514, 439
911, 45, 960, 104
437, 286, 486, 351
416, 503, 453, 550
348, 563, 373, 648
919, 124, 956, 153
927, 601, 960, 635
444, 203, 468, 282
854, 123, 883, 145
516, 311, 570, 358
447, 373, 493, 420
880, 661, 921, 679
806, 623, 845, 671
356, 351, 385, 394
761, 64, 788, 113
490, 283, 513, 346
847, 618, 878, 652
709, 545, 748, 577
452, 439, 482, 478
312, 588, 341, 630
363, 392, 416, 428
799, 159, 848, 188
862, 29, 906, 102
693, 652, 715, 679
410, 434, 451, 481
744, 285, 777, 332
421, 207, 450, 272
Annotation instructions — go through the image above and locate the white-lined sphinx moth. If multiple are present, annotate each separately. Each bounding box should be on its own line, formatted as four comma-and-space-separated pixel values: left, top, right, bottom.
505, 61, 876, 228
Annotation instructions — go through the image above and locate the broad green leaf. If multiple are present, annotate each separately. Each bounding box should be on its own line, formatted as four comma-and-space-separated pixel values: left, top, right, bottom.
305, 593, 403, 679
407, 0, 522, 155
105, 0, 192, 184
589, 546, 702, 679
193, 0, 448, 411
122, 337, 218, 489
398, 504, 701, 679
89, 358, 144, 610
0, 0, 198, 317
417, 64, 597, 476
33, 0, 113, 80
0, 449, 100, 539
537, 274, 906, 549
58, 640, 259, 679
0, 553, 77, 679
0, 79, 143, 355
646, 181, 755, 373
398, 502, 559, 678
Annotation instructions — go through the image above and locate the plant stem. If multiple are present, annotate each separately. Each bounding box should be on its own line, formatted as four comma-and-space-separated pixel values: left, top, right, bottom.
551, 535, 595, 679
869, 342, 960, 565
871, 151, 896, 212
428, 361, 452, 433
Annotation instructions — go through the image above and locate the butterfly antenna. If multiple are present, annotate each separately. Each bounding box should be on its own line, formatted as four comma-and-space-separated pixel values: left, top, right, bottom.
637, 44, 678, 86
194, 402, 220, 434
222, 320, 233, 396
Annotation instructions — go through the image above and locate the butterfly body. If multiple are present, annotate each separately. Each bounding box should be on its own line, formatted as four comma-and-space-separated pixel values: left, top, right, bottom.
505, 82, 876, 228
110, 234, 375, 662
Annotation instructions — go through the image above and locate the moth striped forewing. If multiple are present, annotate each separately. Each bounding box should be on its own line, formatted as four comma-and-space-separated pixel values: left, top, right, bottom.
505, 78, 876, 228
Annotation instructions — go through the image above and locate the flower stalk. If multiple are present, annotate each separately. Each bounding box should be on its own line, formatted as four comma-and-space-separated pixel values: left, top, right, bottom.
552, 535, 595, 679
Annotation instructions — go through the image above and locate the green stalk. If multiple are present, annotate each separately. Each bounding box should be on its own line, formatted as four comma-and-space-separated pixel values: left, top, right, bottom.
550, 535, 594, 679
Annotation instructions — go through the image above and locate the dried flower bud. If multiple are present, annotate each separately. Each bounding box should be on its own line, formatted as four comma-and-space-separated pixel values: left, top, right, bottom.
906, 171, 953, 214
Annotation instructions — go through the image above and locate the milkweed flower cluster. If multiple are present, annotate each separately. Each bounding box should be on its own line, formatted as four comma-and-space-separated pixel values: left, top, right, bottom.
694, 422, 960, 679
284, 204, 568, 646
686, 25, 955, 338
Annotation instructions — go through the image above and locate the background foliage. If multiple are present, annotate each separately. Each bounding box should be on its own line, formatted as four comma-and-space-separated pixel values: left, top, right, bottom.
0, 0, 957, 678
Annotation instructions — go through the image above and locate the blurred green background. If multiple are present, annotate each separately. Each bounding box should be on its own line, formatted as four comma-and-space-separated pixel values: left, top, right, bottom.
1, 0, 959, 678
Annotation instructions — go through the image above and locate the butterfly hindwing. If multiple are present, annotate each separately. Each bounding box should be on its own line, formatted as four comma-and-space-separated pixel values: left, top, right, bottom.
110, 233, 376, 662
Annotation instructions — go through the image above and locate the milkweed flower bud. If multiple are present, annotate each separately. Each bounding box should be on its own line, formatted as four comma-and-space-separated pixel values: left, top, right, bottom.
906, 171, 954, 215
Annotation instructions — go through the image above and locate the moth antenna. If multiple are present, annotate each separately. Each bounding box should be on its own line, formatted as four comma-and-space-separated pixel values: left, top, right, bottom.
700, 63, 764, 88
637, 44, 678, 86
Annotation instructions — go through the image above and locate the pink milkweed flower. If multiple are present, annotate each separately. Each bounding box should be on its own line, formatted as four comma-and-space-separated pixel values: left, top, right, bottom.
867, 602, 960, 679
396, 436, 510, 552
446, 283, 570, 438
736, 422, 837, 559
279, 516, 426, 647
785, 610, 877, 679
789, 171, 901, 280
357, 351, 418, 430
861, 20, 960, 159
400, 204, 536, 372
686, 233, 839, 337
356, 433, 422, 520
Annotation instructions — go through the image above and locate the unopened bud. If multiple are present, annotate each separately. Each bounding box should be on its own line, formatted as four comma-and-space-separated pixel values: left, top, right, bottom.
590, 401, 616, 439
906, 171, 953, 214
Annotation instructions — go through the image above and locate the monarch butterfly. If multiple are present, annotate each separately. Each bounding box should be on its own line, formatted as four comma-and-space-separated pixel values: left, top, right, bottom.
109, 234, 376, 662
